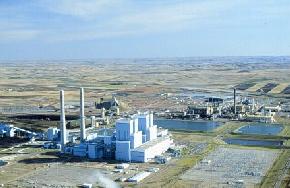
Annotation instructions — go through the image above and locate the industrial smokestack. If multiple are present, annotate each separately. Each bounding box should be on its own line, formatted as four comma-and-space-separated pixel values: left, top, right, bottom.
149, 111, 154, 127
234, 88, 236, 115
60, 90, 67, 152
252, 98, 255, 112
80, 87, 86, 141
101, 108, 105, 119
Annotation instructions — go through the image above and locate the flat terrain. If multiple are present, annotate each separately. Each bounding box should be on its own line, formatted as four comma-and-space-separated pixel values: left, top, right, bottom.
0, 120, 290, 188
0, 57, 290, 113
1, 57, 290, 187
182, 147, 278, 187
9, 165, 114, 187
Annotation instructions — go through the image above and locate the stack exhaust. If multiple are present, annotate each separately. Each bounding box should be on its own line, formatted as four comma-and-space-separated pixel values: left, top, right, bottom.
80, 87, 86, 141
60, 90, 67, 152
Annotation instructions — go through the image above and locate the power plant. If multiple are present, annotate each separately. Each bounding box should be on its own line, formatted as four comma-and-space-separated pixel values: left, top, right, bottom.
59, 88, 173, 162
0, 84, 287, 187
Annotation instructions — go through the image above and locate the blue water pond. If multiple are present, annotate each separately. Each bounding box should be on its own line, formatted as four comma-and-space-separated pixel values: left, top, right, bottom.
154, 119, 221, 132
224, 138, 283, 147
235, 124, 283, 136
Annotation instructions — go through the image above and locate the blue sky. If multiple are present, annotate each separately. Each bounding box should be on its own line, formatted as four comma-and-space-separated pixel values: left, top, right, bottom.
0, 0, 289, 60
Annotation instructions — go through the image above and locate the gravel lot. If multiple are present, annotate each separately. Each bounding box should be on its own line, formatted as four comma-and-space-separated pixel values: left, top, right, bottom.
8, 164, 120, 188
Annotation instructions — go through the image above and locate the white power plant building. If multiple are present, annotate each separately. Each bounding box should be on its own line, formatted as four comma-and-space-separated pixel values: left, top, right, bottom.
115, 112, 172, 162
58, 88, 173, 163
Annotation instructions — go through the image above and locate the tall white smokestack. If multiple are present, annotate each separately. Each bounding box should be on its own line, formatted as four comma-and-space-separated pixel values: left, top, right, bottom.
60, 90, 67, 152
149, 111, 154, 127
234, 88, 236, 115
80, 87, 86, 141
101, 108, 105, 119
252, 98, 255, 112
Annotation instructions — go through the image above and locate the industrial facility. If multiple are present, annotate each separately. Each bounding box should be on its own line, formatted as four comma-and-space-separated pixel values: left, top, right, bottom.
0, 123, 37, 139
57, 88, 173, 162
157, 88, 282, 124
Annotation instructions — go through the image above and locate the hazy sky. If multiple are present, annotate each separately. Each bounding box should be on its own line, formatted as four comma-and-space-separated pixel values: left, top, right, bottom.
0, 0, 289, 60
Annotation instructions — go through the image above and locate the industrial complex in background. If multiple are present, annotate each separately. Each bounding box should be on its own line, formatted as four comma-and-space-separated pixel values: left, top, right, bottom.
160, 88, 282, 123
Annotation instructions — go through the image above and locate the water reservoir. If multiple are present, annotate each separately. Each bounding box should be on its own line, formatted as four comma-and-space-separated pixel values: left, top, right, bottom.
154, 119, 221, 132
224, 138, 283, 147
235, 124, 283, 135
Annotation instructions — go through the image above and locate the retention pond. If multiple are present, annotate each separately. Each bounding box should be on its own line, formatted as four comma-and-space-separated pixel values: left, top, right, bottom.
234, 123, 283, 135
224, 138, 283, 147
154, 119, 221, 132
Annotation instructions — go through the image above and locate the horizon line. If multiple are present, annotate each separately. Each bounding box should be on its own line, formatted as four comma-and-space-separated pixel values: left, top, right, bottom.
0, 55, 290, 62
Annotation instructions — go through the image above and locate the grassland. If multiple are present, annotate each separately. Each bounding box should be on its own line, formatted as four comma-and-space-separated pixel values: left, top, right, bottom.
269, 83, 290, 94
260, 149, 290, 188
1, 57, 290, 110
247, 82, 268, 92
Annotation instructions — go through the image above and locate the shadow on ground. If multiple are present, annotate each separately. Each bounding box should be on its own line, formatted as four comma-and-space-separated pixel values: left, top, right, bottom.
17, 151, 120, 164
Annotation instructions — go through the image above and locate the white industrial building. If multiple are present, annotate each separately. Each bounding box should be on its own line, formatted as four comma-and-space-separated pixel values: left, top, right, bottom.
58, 88, 173, 163
131, 136, 172, 162
0, 123, 15, 137
115, 112, 172, 162
0, 123, 37, 138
